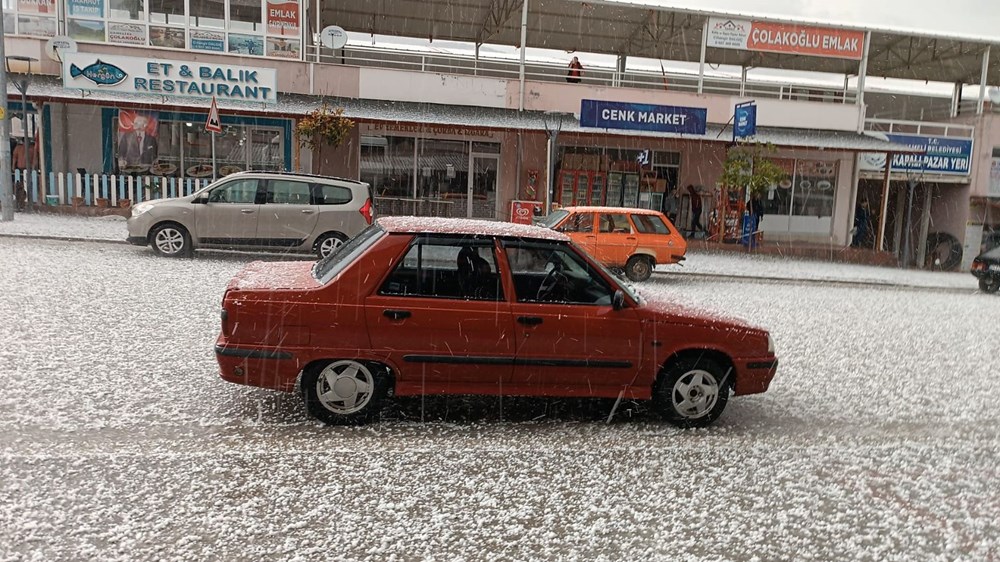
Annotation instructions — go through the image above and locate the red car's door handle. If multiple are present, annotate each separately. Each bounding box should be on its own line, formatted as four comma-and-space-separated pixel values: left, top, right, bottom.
383, 309, 411, 321
517, 316, 543, 326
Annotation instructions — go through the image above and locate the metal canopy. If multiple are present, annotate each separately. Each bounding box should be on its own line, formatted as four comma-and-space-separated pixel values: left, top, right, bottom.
320, 0, 1000, 84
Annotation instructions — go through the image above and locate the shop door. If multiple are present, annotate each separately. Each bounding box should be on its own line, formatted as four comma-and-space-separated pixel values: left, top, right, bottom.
469, 154, 499, 219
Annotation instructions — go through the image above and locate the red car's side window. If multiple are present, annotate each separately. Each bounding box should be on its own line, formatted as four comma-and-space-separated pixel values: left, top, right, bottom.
503, 242, 615, 305
379, 238, 504, 302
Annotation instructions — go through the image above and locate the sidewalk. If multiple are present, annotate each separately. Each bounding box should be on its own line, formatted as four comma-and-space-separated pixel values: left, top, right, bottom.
0, 211, 978, 291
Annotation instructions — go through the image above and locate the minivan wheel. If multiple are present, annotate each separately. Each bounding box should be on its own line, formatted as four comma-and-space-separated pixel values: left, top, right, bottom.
625, 255, 653, 282
652, 357, 731, 428
149, 223, 192, 257
301, 360, 390, 425
980, 276, 1000, 294
315, 232, 348, 259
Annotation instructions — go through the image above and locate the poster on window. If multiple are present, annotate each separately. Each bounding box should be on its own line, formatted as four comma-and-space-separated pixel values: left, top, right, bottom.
266, 0, 299, 36
149, 26, 184, 48
68, 19, 106, 42
108, 22, 146, 45
117, 111, 160, 173
266, 37, 299, 59
17, 15, 56, 36
190, 29, 224, 52
228, 33, 264, 55
66, 0, 104, 18
17, 0, 56, 14
3, 13, 15, 34
990, 158, 1000, 198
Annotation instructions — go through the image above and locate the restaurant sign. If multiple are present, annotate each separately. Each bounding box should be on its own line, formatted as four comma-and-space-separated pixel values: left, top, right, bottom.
580, 100, 707, 135
62, 52, 277, 104
706, 17, 865, 60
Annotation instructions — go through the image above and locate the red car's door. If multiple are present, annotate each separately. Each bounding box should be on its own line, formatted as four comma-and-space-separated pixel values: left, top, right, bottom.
365, 235, 515, 393
500, 240, 643, 396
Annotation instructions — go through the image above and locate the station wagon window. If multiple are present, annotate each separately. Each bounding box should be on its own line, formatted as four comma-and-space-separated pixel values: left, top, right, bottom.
380, 237, 503, 301
539, 209, 568, 228
266, 180, 310, 204
503, 241, 615, 305
631, 214, 671, 234
315, 184, 353, 205
207, 178, 258, 203
313, 224, 385, 284
599, 213, 632, 233
557, 212, 594, 233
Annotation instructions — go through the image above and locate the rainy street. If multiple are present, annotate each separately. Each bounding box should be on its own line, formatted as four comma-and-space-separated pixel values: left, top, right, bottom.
2, 234, 999, 561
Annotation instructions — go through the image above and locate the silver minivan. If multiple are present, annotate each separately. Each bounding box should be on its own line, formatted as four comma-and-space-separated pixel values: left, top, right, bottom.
126, 171, 374, 258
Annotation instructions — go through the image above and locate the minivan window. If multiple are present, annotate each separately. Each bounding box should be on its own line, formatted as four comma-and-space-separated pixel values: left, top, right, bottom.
267, 180, 311, 204
313, 224, 385, 284
315, 184, 353, 205
207, 179, 258, 204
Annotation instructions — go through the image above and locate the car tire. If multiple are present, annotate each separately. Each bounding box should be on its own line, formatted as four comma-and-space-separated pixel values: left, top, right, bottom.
149, 223, 192, 258
925, 232, 962, 271
980, 276, 1000, 294
314, 232, 348, 259
301, 360, 390, 425
624, 255, 653, 282
652, 356, 731, 428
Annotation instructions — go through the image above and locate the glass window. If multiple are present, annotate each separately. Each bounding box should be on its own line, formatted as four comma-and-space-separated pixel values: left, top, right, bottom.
503, 242, 614, 305
557, 212, 594, 233
267, 180, 310, 204
149, 0, 183, 24
599, 213, 632, 233
109, 0, 144, 20
380, 238, 503, 301
229, 0, 261, 31
207, 178, 258, 204
315, 184, 353, 205
314, 224, 385, 284
539, 209, 568, 229
631, 214, 670, 234
189, 0, 224, 28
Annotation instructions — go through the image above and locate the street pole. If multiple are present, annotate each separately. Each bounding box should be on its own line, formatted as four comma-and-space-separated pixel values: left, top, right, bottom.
211, 132, 217, 181
0, 6, 14, 222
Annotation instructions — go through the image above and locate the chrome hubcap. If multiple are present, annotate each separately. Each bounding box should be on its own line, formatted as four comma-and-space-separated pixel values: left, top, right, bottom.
315, 360, 374, 415
154, 228, 185, 254
320, 237, 344, 257
671, 369, 720, 419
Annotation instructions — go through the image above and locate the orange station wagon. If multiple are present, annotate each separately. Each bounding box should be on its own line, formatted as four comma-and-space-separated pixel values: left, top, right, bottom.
542, 206, 687, 282
215, 217, 777, 427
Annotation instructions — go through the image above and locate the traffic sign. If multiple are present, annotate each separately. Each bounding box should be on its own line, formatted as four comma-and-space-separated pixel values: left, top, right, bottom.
205, 97, 222, 133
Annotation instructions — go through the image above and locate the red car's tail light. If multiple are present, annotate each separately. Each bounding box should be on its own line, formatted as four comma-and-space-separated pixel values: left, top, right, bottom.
221, 308, 231, 337
359, 198, 373, 225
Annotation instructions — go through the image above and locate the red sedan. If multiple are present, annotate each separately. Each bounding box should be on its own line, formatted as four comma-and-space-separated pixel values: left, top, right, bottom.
215, 217, 778, 427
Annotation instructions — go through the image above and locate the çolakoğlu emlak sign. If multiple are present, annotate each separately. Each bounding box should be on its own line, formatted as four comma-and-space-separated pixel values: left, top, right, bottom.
62, 52, 278, 104
580, 100, 707, 135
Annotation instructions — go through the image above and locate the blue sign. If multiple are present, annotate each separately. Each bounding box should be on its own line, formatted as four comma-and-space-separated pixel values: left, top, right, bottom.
67, 0, 104, 18
580, 100, 707, 135
734, 102, 757, 140
885, 134, 973, 175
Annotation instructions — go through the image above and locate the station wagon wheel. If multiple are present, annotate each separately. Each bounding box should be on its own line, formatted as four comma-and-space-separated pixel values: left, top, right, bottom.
315, 232, 348, 259
301, 360, 389, 425
981, 277, 1000, 294
625, 255, 653, 282
652, 356, 731, 428
149, 223, 192, 258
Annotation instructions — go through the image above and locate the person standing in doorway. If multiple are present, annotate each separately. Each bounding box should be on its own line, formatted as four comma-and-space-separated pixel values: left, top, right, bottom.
663, 185, 679, 226
687, 184, 703, 236
566, 57, 583, 83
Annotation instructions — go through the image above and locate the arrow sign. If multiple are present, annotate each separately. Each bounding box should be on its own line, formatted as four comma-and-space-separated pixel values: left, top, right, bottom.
205, 96, 222, 133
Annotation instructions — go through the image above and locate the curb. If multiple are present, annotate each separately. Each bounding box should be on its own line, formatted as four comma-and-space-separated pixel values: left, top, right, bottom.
0, 233, 126, 245
653, 269, 975, 293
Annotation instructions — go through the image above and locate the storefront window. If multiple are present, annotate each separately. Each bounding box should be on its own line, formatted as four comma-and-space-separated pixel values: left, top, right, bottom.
229, 0, 262, 32
189, 0, 224, 28
557, 146, 679, 211
149, 0, 184, 25
109, 0, 144, 20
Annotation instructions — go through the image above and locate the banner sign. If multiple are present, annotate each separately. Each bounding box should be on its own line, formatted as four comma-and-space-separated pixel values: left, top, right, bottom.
62, 52, 277, 104
267, 0, 299, 36
990, 158, 1000, 197
66, 0, 103, 18
580, 100, 707, 135
734, 102, 757, 140
860, 133, 973, 176
707, 17, 865, 60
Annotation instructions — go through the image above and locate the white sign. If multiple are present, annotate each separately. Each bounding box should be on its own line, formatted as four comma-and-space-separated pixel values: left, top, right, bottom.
320, 25, 348, 49
44, 35, 77, 62
990, 157, 1000, 197
62, 52, 278, 104
206, 96, 222, 133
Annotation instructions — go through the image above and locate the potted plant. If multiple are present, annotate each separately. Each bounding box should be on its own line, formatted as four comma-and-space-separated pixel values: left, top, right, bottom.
96, 197, 109, 208
296, 103, 354, 173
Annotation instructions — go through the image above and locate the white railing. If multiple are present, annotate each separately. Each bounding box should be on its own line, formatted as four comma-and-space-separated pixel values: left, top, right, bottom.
865, 118, 976, 138
14, 170, 211, 208
309, 44, 858, 105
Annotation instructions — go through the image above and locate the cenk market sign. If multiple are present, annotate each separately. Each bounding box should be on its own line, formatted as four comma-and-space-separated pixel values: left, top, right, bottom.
580, 100, 707, 135
707, 18, 865, 60
62, 52, 277, 104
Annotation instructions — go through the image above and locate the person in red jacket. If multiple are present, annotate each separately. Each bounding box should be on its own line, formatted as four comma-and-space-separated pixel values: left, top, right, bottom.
566, 57, 583, 83
687, 184, 704, 235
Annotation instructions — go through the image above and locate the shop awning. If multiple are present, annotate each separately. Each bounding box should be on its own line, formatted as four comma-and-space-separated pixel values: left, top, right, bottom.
17, 76, 918, 153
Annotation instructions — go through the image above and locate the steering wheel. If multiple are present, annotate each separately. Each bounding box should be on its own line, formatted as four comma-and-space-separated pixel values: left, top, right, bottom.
536, 267, 568, 302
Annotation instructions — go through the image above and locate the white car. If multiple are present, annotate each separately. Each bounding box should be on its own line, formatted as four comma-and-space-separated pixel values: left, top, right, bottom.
127, 171, 374, 258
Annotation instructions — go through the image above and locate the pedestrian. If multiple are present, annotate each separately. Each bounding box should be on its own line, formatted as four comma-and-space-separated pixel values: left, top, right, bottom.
748, 191, 765, 248
687, 184, 703, 235
566, 56, 583, 83
663, 185, 679, 226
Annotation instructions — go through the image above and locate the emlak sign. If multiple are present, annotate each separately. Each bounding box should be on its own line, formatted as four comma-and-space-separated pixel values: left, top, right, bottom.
63, 52, 277, 104
707, 17, 865, 60
580, 100, 707, 135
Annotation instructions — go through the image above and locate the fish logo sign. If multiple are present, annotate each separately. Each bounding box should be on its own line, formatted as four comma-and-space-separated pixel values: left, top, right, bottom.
69, 59, 128, 86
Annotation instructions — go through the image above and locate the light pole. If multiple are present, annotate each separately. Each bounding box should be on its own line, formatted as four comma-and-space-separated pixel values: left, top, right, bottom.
542, 112, 563, 216
0, 6, 13, 221
6, 55, 37, 174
